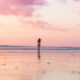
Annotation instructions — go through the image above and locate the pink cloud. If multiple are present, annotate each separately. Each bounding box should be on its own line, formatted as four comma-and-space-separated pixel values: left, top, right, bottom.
74, 0, 80, 1
76, 10, 80, 15
22, 20, 68, 31
0, 0, 47, 17
57, 0, 67, 3
36, 20, 68, 31
15, 0, 46, 5
78, 24, 80, 27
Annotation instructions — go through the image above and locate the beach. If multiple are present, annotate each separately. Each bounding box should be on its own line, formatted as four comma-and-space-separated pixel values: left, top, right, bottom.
0, 50, 80, 80
0, 0, 80, 79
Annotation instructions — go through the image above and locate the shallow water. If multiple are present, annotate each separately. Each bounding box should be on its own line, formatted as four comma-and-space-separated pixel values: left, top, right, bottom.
0, 50, 80, 80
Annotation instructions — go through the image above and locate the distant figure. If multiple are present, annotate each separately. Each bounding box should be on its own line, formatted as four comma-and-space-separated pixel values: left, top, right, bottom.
37, 38, 41, 60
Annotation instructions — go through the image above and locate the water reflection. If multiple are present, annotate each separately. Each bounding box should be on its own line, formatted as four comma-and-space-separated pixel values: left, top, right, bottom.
38, 71, 80, 80
0, 50, 80, 80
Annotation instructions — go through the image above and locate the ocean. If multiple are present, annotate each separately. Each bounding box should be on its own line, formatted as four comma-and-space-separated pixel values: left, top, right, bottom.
0, 46, 80, 80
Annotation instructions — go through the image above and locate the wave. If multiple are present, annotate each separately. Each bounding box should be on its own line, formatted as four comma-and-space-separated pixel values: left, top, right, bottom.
0, 45, 80, 50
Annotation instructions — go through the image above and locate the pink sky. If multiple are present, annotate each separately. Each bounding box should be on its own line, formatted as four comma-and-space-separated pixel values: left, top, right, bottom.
0, 0, 80, 47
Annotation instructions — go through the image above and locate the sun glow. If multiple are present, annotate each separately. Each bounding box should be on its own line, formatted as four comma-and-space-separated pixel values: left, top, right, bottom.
0, 0, 80, 46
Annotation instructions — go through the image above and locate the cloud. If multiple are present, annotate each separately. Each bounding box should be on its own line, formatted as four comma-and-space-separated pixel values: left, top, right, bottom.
57, 0, 67, 3
57, 0, 80, 3
0, 0, 47, 17
75, 10, 80, 15
22, 20, 68, 31
77, 24, 80, 27
15, 0, 46, 5
74, 0, 80, 1
59, 0, 80, 3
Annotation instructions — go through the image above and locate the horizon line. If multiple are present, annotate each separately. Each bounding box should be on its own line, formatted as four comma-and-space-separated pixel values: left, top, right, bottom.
0, 45, 80, 48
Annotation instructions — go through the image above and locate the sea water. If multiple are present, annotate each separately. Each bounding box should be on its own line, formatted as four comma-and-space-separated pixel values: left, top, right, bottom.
0, 50, 80, 80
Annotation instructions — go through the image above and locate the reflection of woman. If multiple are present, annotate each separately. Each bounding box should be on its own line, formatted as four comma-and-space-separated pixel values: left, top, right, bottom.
37, 38, 41, 60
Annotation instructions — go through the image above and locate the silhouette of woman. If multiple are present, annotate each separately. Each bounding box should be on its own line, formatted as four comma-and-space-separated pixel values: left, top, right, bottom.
37, 38, 41, 60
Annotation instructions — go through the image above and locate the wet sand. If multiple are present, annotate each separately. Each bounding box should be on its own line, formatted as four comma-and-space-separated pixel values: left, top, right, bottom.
0, 50, 80, 80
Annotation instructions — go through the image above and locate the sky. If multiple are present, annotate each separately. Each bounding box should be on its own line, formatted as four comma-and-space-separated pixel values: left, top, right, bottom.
0, 0, 80, 47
